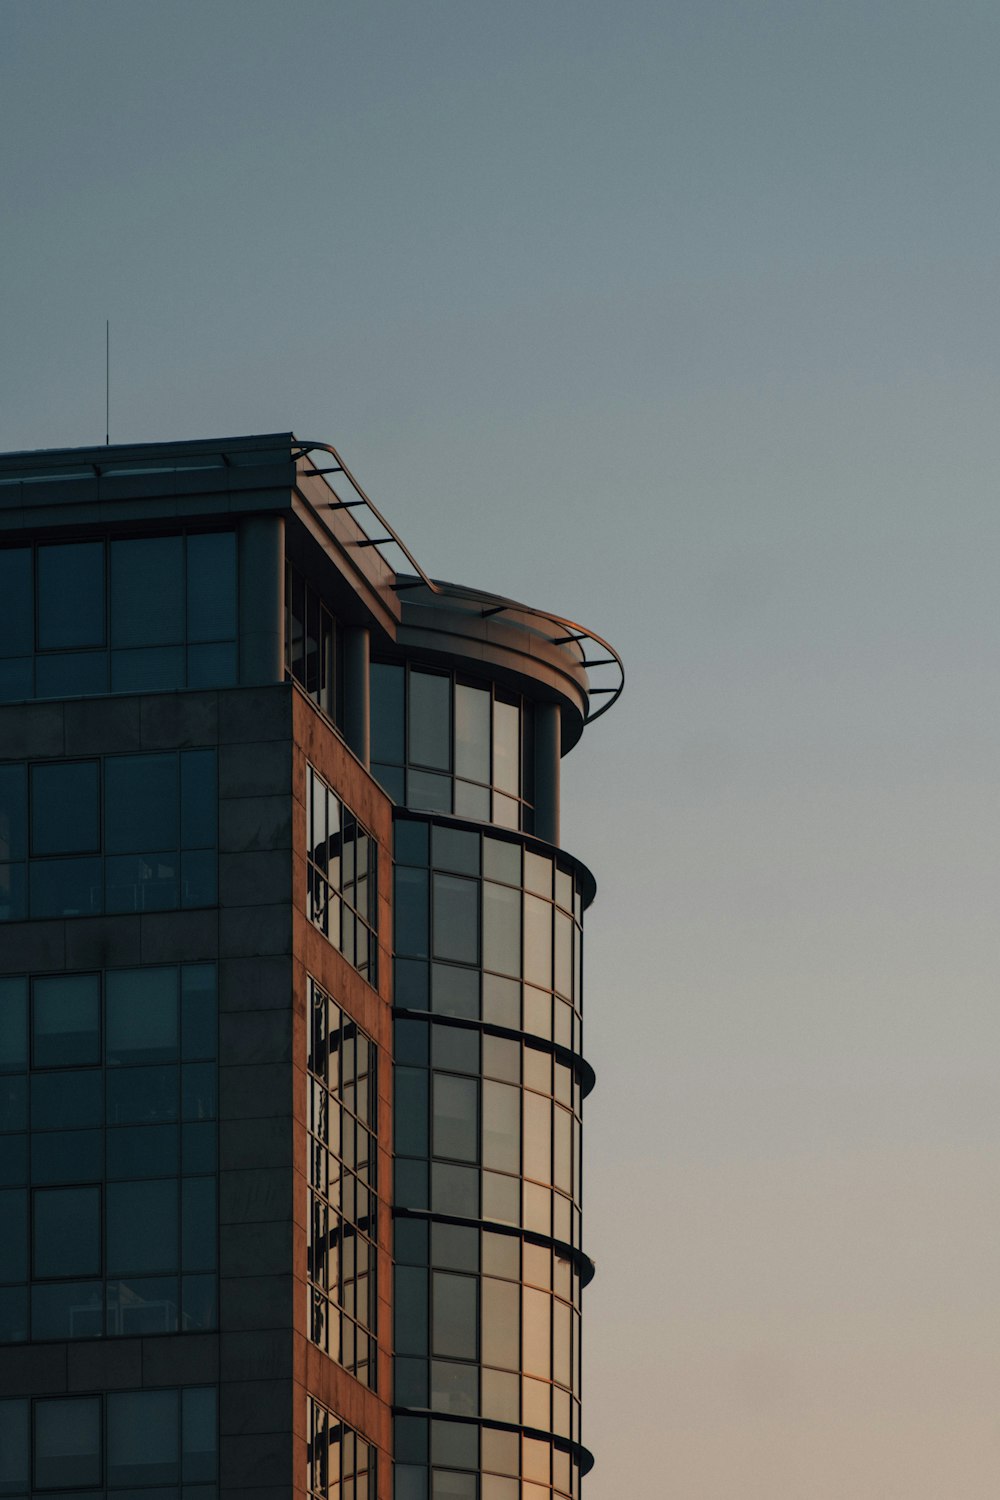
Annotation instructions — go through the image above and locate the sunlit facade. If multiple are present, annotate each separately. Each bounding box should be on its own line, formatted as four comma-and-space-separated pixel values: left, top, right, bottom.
0, 433, 621, 1498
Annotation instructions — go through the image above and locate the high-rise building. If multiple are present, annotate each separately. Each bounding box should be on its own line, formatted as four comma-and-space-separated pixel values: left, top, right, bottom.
0, 433, 623, 1500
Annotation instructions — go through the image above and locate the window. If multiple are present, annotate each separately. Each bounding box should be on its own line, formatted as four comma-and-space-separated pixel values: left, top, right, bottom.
0, 965, 217, 1344
286, 561, 338, 720
307, 981, 378, 1388
370, 663, 535, 831
306, 766, 378, 984
0, 751, 217, 923
307, 1398, 374, 1500
0, 1386, 218, 1495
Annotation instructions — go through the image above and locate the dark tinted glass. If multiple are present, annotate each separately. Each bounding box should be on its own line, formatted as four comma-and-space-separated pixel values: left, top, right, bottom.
0, 551, 31, 658
107, 1178, 178, 1274
110, 644, 185, 692
0, 1134, 26, 1186
110, 535, 184, 646
0, 978, 27, 1070
395, 868, 429, 958
0, 1398, 28, 1492
395, 1068, 429, 1157
32, 1186, 101, 1278
34, 650, 108, 698
108, 1388, 179, 1485
0, 1189, 26, 1280
0, 657, 32, 703
105, 754, 178, 852
182, 1385, 218, 1481
32, 974, 100, 1067
181, 1176, 216, 1270
37, 542, 105, 650
31, 1280, 102, 1340
30, 761, 100, 854
107, 1064, 178, 1126
370, 662, 404, 763
409, 671, 450, 769
181, 965, 216, 1060
29, 857, 103, 919
31, 1070, 103, 1131
0, 767, 26, 864
106, 967, 178, 1064
34, 1396, 101, 1487
394, 1265, 428, 1355
187, 532, 236, 642
433, 826, 479, 876
0, 1286, 27, 1344
30, 1129, 102, 1185
187, 639, 237, 687
180, 751, 217, 847
107, 1124, 179, 1179
105, 851, 179, 913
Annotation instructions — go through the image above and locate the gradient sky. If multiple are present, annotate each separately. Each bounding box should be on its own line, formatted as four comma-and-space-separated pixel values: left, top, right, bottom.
4, 3, 1000, 1494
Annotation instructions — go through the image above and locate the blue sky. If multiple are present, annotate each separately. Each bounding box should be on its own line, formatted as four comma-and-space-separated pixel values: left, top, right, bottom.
4, 2, 1000, 1493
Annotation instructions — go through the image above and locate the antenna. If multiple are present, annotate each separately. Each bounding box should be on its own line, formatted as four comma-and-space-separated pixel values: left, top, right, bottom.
105, 320, 110, 445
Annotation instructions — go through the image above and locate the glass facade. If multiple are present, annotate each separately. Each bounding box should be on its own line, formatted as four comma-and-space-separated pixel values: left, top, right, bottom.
306, 765, 378, 985
0, 1384, 217, 1497
286, 561, 338, 721
370, 664, 535, 832
307, 1398, 375, 1500
0, 965, 218, 1344
307, 979, 378, 1387
0, 533, 237, 705
0, 751, 218, 923
392, 815, 589, 1498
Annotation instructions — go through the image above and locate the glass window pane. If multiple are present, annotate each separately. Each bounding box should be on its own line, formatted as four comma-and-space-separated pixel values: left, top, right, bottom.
37, 543, 105, 650
107, 1178, 179, 1275
187, 638, 238, 688
107, 1064, 178, 1126
182, 1386, 217, 1482
431, 1274, 478, 1360
29, 857, 103, 919
482, 837, 520, 886
370, 663, 404, 763
433, 1074, 478, 1163
483, 882, 520, 976
110, 644, 185, 692
523, 895, 552, 990
483, 1081, 520, 1174
181, 1177, 216, 1271
409, 671, 450, 770
454, 683, 490, 783
180, 751, 217, 848
0, 551, 31, 658
0, 1398, 27, 1493
106, 1274, 178, 1336
181, 848, 216, 908
431, 964, 478, 1021
30, 1280, 102, 1340
482, 1277, 520, 1369
110, 536, 184, 647
0, 1134, 26, 1187
31, 1129, 102, 1186
408, 769, 451, 814
35, 650, 108, 698
433, 827, 478, 876
181, 965, 217, 1060
394, 1068, 429, 1158
31, 974, 100, 1068
105, 754, 178, 853
0, 766, 27, 866
34, 1396, 101, 1487
0, 978, 27, 1071
493, 699, 520, 796
107, 1124, 179, 1180
395, 868, 429, 959
522, 1287, 551, 1378
0, 657, 32, 704
106, 967, 179, 1064
31, 1070, 102, 1131
30, 762, 100, 854
187, 532, 236, 642
105, 851, 179, 913
432, 875, 478, 965
453, 779, 490, 820
0, 1077, 27, 1134
0, 1189, 26, 1281
108, 1389, 179, 1485
33, 1186, 101, 1279
523, 1091, 551, 1185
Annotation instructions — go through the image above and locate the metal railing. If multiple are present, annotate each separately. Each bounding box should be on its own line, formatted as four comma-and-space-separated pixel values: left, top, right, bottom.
293, 440, 624, 725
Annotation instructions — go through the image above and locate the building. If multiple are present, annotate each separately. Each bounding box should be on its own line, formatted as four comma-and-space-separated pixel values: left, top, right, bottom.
0, 433, 623, 1499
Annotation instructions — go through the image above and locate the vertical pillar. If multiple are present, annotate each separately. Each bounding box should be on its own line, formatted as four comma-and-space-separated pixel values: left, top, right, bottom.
238, 515, 285, 686
343, 625, 371, 768
533, 701, 561, 845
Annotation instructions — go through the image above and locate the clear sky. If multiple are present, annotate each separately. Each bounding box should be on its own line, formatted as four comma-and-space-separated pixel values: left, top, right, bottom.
4, 2, 1000, 1494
